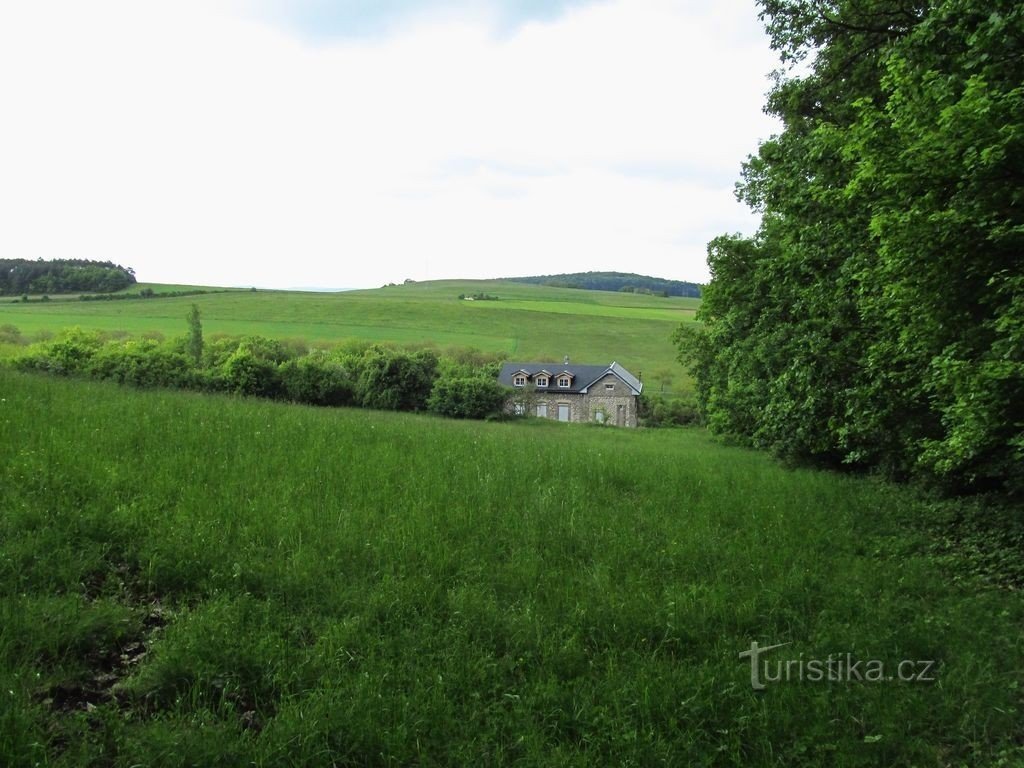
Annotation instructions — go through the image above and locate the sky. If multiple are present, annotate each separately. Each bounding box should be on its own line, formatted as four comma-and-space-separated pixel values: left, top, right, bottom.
0, 0, 781, 289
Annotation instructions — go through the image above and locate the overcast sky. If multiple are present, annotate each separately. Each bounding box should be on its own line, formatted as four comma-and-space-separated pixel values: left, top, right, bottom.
0, 0, 780, 289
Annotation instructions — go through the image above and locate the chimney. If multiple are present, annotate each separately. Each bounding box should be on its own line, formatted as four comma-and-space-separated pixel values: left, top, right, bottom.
563, 355, 570, 365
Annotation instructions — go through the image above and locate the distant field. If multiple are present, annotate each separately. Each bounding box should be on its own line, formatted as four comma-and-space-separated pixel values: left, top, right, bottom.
0, 279, 699, 391
1, 371, 1020, 765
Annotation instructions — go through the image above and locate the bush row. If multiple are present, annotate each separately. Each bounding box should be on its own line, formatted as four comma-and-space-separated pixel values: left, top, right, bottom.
79, 288, 222, 301
12, 329, 510, 420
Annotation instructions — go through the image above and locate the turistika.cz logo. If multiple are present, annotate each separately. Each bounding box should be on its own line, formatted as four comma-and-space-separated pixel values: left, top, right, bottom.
739, 641, 937, 690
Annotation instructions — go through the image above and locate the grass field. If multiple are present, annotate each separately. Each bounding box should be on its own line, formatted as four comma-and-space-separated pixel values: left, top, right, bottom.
0, 280, 698, 392
1, 370, 1021, 766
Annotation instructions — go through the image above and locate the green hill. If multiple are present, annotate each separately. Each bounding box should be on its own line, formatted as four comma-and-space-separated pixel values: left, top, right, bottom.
0, 279, 700, 392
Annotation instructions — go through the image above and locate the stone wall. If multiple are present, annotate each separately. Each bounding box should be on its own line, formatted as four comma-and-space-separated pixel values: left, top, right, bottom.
581, 373, 639, 427
507, 373, 639, 427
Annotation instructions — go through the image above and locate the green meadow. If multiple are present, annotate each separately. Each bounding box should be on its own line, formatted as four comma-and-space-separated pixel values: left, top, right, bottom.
1, 370, 1021, 766
0, 280, 698, 391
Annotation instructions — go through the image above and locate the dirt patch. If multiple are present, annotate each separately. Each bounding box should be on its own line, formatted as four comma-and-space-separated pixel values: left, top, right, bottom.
38, 602, 169, 714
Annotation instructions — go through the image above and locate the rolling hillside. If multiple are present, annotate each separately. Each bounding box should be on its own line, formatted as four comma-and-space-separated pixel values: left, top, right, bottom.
0, 279, 700, 391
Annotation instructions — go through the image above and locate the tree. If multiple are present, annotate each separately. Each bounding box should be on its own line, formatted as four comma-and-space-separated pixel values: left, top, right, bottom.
186, 304, 204, 367
0, 258, 135, 295
680, 0, 1024, 496
353, 348, 439, 412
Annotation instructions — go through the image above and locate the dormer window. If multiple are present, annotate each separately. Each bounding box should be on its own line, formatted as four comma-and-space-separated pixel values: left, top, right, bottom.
535, 376, 549, 388
513, 375, 527, 387
557, 376, 571, 388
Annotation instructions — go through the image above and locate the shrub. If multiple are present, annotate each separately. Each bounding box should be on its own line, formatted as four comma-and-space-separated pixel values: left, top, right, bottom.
202, 336, 244, 369
0, 324, 23, 345
14, 328, 105, 376
353, 348, 439, 412
428, 377, 507, 419
237, 336, 296, 365
279, 354, 354, 406
437, 347, 508, 379
85, 340, 192, 389
638, 393, 702, 427
220, 348, 281, 398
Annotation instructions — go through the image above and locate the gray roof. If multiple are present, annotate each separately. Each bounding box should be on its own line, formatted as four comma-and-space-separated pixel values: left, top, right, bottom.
498, 361, 643, 395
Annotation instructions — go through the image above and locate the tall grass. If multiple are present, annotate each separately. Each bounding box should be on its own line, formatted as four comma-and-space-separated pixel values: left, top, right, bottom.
0, 371, 1021, 766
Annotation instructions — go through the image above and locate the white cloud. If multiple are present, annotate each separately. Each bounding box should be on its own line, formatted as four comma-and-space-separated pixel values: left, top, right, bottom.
0, 0, 779, 288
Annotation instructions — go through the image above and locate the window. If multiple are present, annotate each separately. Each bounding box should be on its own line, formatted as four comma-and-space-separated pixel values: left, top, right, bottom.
605, 383, 615, 390
557, 404, 570, 422
594, 410, 605, 423
535, 376, 549, 387
536, 403, 548, 418
513, 375, 526, 387
558, 376, 571, 388
513, 402, 525, 415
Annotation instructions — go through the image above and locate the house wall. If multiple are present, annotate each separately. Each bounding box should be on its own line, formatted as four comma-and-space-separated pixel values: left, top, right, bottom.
525, 392, 585, 423
581, 373, 639, 428
508, 374, 639, 427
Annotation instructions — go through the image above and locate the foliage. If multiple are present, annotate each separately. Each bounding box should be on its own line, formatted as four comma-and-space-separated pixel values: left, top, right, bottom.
457, 292, 500, 300
350, 347, 440, 412
186, 304, 203, 367
427, 377, 507, 419
85, 340, 194, 389
682, 0, 1024, 496
10, 331, 508, 421
510, 271, 702, 297
638, 392, 702, 427
219, 348, 282, 399
14, 328, 106, 376
0, 324, 24, 345
278, 354, 355, 407
79, 288, 217, 301
0, 258, 136, 295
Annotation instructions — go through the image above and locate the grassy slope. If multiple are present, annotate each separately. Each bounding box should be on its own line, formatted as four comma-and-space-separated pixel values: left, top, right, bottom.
0, 279, 698, 391
0, 371, 1021, 766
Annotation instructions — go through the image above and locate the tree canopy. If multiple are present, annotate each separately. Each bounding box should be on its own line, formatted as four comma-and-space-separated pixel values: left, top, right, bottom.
677, 0, 1023, 496
1, 259, 136, 295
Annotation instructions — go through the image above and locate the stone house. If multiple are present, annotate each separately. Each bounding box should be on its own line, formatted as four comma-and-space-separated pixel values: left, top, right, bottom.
497, 360, 643, 427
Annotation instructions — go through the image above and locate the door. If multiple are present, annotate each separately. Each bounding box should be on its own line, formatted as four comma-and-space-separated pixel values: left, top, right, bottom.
557, 404, 570, 422
617, 404, 625, 426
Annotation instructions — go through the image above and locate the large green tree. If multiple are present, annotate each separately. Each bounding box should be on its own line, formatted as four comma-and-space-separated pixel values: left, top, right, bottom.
678, 0, 1023, 495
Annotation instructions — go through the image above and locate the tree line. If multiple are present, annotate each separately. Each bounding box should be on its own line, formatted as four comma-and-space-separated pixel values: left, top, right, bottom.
1, 259, 137, 295
510, 272, 702, 298
676, 0, 1022, 497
